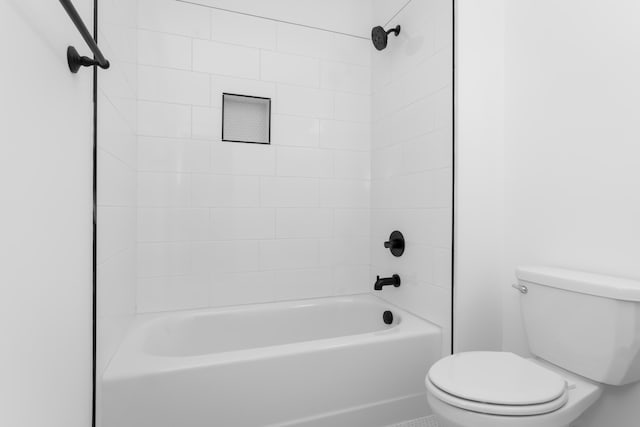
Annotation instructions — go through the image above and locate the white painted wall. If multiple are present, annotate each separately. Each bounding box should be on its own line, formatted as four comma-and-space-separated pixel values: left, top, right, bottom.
135, 0, 372, 312
456, 0, 640, 424
502, 1, 640, 425
0, 0, 93, 425
96, 0, 138, 424
370, 0, 453, 354
453, 0, 504, 352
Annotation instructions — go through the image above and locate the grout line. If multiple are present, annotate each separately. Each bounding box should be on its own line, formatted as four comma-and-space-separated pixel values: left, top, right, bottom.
174, 0, 369, 40
96, 245, 136, 268
383, 0, 414, 27
136, 139, 370, 154
97, 147, 137, 173
137, 63, 212, 78
209, 74, 216, 108
371, 84, 452, 122
209, 7, 214, 40
98, 90, 137, 134
189, 105, 194, 140
137, 84, 372, 108
137, 170, 372, 183
137, 28, 371, 69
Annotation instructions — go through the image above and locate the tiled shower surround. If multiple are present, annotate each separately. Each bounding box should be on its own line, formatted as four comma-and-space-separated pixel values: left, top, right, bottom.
96, 0, 139, 422
135, 0, 372, 311
370, 0, 453, 353
131, 0, 453, 351
97, 0, 138, 389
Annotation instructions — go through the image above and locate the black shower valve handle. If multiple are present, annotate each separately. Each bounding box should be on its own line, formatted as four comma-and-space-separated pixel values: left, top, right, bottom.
384, 231, 405, 257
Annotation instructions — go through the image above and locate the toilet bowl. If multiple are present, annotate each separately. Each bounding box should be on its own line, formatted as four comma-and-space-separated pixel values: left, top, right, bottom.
424, 266, 640, 427
425, 352, 602, 427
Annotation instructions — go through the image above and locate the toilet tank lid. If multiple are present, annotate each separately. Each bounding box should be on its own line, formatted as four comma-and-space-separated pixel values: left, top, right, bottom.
517, 266, 640, 302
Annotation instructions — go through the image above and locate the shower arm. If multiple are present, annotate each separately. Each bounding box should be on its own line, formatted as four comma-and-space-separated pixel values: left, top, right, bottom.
385, 25, 401, 36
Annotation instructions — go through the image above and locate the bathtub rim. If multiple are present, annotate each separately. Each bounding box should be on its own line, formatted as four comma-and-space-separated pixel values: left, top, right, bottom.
103, 293, 441, 382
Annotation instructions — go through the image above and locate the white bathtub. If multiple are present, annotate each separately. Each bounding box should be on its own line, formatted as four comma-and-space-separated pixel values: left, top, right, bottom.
102, 294, 441, 427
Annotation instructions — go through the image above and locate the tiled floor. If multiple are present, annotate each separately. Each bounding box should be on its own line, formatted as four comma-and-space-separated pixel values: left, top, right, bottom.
387, 415, 439, 427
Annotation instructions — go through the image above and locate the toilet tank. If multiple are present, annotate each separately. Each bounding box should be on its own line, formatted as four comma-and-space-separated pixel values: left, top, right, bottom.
516, 266, 640, 385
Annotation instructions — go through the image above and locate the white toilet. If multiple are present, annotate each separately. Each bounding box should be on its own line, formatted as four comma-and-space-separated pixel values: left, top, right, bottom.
426, 266, 640, 427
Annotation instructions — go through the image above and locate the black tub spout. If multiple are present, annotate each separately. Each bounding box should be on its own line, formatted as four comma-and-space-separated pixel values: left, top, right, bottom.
374, 274, 401, 291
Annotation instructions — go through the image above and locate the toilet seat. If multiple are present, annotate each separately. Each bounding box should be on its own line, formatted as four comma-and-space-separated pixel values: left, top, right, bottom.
427, 352, 569, 416
427, 377, 569, 416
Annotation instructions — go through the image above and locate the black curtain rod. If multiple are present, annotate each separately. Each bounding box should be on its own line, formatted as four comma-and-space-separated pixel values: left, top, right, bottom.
59, 0, 110, 72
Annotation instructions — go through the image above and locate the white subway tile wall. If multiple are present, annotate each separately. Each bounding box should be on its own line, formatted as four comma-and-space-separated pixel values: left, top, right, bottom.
136, 0, 372, 312
370, 0, 453, 355
97, 0, 139, 420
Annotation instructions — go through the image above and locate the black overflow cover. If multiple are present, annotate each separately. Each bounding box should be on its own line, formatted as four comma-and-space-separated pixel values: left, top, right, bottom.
383, 310, 393, 325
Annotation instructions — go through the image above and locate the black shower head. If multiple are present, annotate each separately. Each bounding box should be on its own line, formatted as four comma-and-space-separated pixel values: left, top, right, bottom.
371, 25, 401, 51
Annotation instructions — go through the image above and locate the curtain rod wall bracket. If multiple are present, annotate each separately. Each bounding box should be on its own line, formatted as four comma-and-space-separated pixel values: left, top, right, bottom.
59, 0, 110, 73
67, 46, 110, 73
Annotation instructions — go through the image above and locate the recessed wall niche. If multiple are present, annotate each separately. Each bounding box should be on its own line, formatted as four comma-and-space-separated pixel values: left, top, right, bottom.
222, 93, 271, 144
